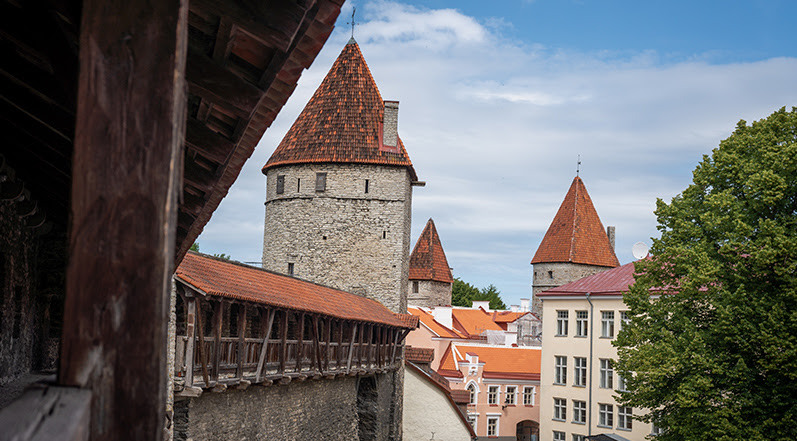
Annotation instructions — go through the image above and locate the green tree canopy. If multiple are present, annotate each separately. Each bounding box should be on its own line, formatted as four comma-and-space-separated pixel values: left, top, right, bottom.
615, 107, 797, 441
452, 278, 507, 310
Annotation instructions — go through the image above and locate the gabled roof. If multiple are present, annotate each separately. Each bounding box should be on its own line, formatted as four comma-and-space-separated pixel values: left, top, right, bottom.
263, 39, 417, 180
409, 219, 453, 283
438, 344, 541, 381
451, 308, 503, 337
408, 307, 465, 339
176, 252, 411, 328
491, 310, 537, 323
537, 260, 636, 297
531, 176, 620, 268
404, 361, 478, 439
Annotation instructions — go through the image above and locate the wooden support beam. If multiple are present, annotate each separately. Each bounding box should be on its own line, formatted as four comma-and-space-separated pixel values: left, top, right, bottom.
312, 316, 322, 373
59, 0, 187, 439
336, 320, 344, 369
184, 298, 197, 387
390, 328, 400, 366
185, 117, 235, 164
296, 312, 305, 372
279, 310, 288, 374
195, 300, 211, 387
346, 323, 358, 373
325, 319, 332, 371
212, 301, 223, 382
186, 47, 263, 119
236, 304, 247, 379
255, 308, 276, 383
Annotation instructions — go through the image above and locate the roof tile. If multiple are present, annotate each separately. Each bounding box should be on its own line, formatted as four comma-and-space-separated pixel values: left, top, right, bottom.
438, 344, 541, 380
409, 219, 453, 283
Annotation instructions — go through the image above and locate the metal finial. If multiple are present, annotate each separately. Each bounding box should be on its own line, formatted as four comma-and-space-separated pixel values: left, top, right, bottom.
576, 155, 582, 176
347, 7, 357, 39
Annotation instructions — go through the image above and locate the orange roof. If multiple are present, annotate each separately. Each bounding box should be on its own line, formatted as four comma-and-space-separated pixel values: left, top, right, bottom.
176, 252, 410, 328
491, 310, 533, 323
405, 346, 435, 364
438, 344, 541, 381
531, 176, 620, 267
408, 307, 464, 338
409, 219, 453, 283
263, 39, 417, 180
451, 308, 503, 337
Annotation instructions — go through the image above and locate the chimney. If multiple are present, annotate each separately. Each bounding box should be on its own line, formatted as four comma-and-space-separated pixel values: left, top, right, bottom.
382, 100, 399, 152
510, 305, 520, 312
472, 300, 490, 311
431, 306, 453, 329
607, 226, 616, 250
520, 298, 529, 312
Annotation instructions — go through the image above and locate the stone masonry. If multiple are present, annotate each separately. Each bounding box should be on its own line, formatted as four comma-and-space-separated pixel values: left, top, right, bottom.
531, 262, 613, 316
262, 163, 413, 313
407, 280, 451, 308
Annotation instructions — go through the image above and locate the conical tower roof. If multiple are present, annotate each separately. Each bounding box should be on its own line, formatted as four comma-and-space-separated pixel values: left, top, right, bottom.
263, 39, 417, 180
531, 176, 619, 267
409, 219, 453, 283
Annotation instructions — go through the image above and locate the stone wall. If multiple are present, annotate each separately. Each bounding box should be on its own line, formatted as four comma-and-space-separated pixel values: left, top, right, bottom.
531, 262, 613, 318
262, 164, 413, 313
175, 372, 403, 441
407, 280, 452, 308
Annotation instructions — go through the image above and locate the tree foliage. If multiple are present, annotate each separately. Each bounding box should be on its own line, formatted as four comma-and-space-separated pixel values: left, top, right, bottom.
615, 107, 797, 441
452, 278, 507, 310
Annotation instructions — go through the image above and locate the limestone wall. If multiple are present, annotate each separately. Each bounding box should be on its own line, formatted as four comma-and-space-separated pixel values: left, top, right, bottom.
408, 280, 452, 308
531, 262, 614, 318
262, 164, 413, 313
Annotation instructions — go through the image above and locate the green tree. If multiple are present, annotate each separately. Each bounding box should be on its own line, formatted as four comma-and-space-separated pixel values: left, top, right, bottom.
452, 278, 507, 310
615, 107, 797, 441
190, 242, 200, 252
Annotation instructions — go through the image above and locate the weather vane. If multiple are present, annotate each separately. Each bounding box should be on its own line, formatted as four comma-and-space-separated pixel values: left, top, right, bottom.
576, 154, 582, 176
347, 7, 358, 39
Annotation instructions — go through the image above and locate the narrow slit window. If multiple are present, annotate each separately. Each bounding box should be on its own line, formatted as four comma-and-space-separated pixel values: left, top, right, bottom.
315, 172, 327, 192
382, 231, 386, 239
276, 175, 285, 194
297, 178, 301, 192
364, 179, 369, 193
288, 262, 294, 276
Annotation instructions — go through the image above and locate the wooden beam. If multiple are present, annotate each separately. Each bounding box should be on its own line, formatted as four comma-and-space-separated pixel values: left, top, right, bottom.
186, 47, 263, 119
312, 316, 322, 373
58, 0, 187, 439
336, 320, 344, 369
279, 310, 288, 374
212, 301, 223, 382
185, 117, 235, 165
390, 328, 400, 366
325, 318, 332, 372
184, 298, 197, 387
0, 385, 91, 441
194, 300, 211, 387
254, 308, 276, 383
346, 323, 358, 373
235, 304, 247, 379
296, 312, 305, 372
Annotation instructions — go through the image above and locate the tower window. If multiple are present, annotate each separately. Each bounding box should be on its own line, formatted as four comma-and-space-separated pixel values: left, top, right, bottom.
315, 172, 327, 192
412, 281, 419, 293
382, 231, 386, 239
365, 179, 369, 193
548, 270, 553, 279
297, 178, 301, 192
276, 175, 285, 194
288, 263, 294, 276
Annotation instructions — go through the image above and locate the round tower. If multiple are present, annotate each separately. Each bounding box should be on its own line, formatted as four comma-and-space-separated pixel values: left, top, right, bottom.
261, 40, 420, 313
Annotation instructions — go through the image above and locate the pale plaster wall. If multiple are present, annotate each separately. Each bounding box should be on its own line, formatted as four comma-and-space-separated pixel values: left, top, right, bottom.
540, 296, 654, 441
403, 365, 473, 441
404, 323, 450, 371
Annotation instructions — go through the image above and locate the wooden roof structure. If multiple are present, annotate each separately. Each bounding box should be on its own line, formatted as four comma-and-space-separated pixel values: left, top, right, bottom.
0, 0, 344, 439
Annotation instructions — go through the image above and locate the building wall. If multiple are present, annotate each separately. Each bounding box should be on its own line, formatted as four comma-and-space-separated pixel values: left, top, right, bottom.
531, 263, 613, 318
539, 296, 654, 441
408, 280, 452, 308
403, 365, 473, 441
263, 164, 413, 313
404, 324, 451, 371
176, 372, 402, 441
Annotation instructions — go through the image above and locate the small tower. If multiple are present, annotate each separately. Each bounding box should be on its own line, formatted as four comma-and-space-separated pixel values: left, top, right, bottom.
530, 176, 619, 317
261, 39, 420, 313
408, 219, 453, 307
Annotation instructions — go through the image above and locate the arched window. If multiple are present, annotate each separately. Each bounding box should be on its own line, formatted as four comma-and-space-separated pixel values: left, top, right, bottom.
467, 382, 478, 404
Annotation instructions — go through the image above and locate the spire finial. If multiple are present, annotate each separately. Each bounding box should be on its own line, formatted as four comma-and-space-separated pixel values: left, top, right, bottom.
347, 7, 358, 40
576, 155, 582, 177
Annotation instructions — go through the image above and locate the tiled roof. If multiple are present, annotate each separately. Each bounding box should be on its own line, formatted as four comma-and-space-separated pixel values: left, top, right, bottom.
396, 313, 420, 329
537, 260, 637, 297
491, 311, 535, 323
438, 344, 541, 381
263, 39, 417, 180
176, 252, 410, 328
405, 346, 435, 364
408, 307, 464, 338
409, 219, 453, 283
451, 308, 503, 337
531, 176, 620, 267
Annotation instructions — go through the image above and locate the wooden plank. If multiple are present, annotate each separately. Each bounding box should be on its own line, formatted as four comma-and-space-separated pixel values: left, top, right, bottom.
58, 1, 187, 439
346, 323, 358, 372
184, 298, 197, 386
390, 328, 400, 366
194, 300, 211, 387
325, 318, 332, 371
186, 47, 263, 119
296, 312, 305, 372
254, 308, 276, 383
279, 310, 288, 374
0, 385, 91, 441
312, 316, 322, 372
336, 320, 344, 369
185, 117, 235, 165
235, 304, 247, 379
212, 301, 223, 382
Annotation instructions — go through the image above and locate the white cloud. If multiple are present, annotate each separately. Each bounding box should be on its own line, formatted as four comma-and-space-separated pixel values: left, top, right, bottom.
197, 1, 797, 307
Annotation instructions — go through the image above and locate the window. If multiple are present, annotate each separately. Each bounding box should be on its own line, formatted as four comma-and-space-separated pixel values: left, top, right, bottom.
553, 431, 566, 441
601, 311, 615, 338
574, 357, 587, 387
297, 178, 301, 192
276, 174, 285, 194
487, 417, 499, 436
573, 400, 586, 424
575, 310, 588, 337
548, 270, 554, 279
618, 406, 633, 430
287, 262, 294, 276
488, 385, 499, 405
467, 383, 477, 404
468, 414, 477, 431
620, 311, 630, 329
553, 398, 567, 421
617, 373, 627, 392
600, 359, 613, 389
554, 356, 567, 385
556, 310, 568, 336
505, 386, 516, 405
572, 435, 585, 441
523, 386, 535, 406
364, 179, 369, 193
599, 403, 614, 427
411, 281, 419, 293
652, 422, 665, 435
315, 172, 327, 192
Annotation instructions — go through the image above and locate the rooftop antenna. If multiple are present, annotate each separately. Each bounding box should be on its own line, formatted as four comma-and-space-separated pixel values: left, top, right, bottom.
347, 7, 358, 39
576, 155, 582, 176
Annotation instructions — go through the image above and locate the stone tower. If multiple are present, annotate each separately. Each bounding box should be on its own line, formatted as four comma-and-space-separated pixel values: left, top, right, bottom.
408, 218, 453, 307
530, 176, 619, 317
262, 39, 420, 313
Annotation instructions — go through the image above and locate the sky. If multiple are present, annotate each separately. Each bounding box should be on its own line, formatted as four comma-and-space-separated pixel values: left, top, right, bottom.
195, 0, 797, 307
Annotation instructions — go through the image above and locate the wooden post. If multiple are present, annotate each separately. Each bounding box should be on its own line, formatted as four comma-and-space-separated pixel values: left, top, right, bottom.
59, 1, 188, 438
390, 328, 400, 366
296, 313, 305, 372
194, 300, 211, 387
312, 316, 322, 373
212, 301, 223, 382
325, 319, 332, 371
346, 323, 358, 372
236, 304, 247, 379
184, 297, 197, 386
255, 308, 276, 383
336, 320, 344, 370
279, 311, 289, 374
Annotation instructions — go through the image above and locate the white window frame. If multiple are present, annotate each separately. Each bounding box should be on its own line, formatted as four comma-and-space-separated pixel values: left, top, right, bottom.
601, 311, 615, 338
618, 406, 633, 430
487, 385, 500, 405
573, 434, 585, 441
556, 310, 569, 336
575, 310, 588, 337
553, 430, 566, 441
572, 400, 586, 424
523, 386, 535, 406
553, 397, 567, 421
600, 359, 613, 389
505, 385, 517, 405
599, 403, 614, 428
487, 416, 499, 437
620, 310, 630, 330
554, 356, 567, 385
466, 381, 479, 405
617, 373, 627, 392
574, 357, 587, 387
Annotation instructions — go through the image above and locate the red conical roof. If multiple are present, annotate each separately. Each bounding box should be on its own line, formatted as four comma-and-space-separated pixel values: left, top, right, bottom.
409, 219, 453, 283
531, 176, 619, 267
263, 40, 417, 179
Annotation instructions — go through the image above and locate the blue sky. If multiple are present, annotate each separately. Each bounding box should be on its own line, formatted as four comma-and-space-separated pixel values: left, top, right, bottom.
196, 0, 797, 307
